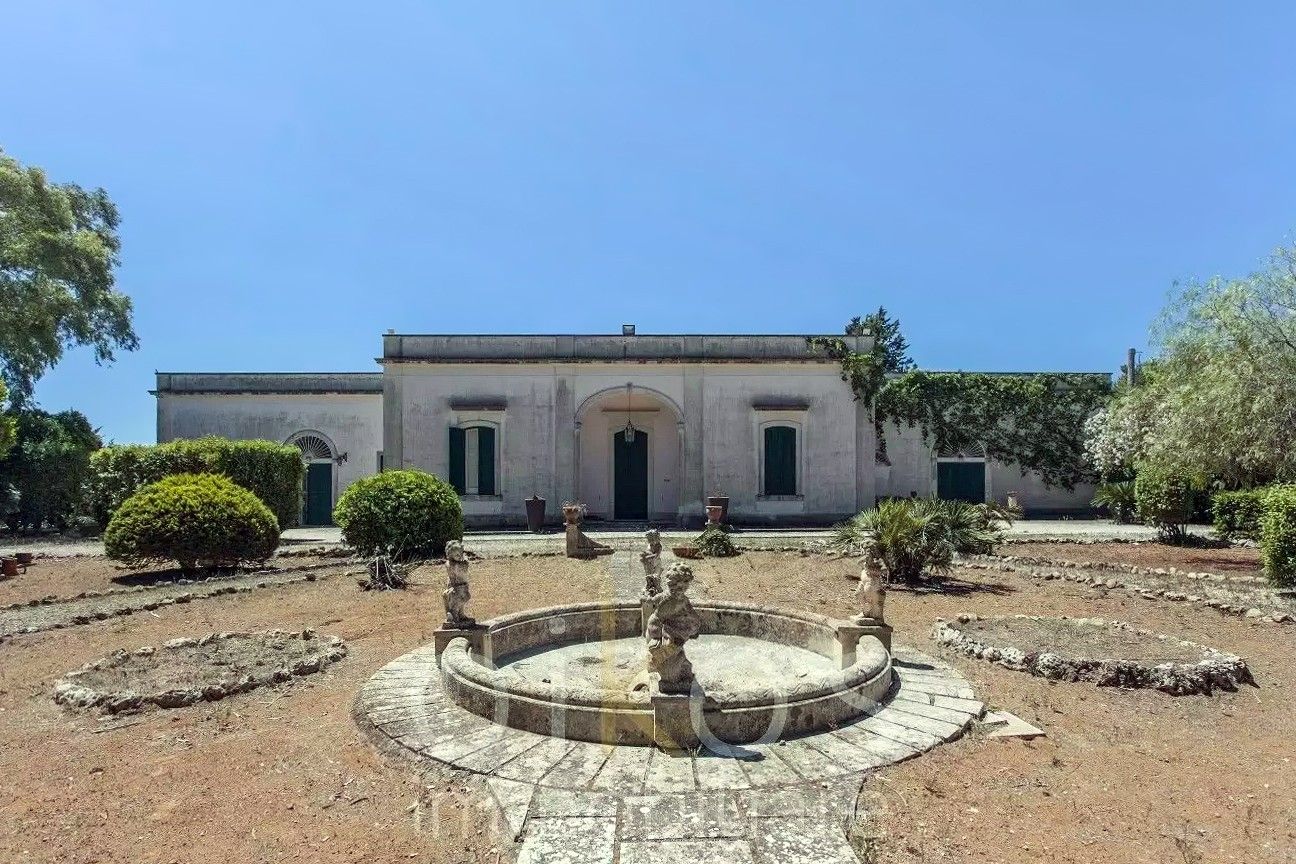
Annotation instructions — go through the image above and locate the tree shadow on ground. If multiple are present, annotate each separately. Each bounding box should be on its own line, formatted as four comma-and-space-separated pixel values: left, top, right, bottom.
887, 575, 1016, 597
110, 567, 244, 588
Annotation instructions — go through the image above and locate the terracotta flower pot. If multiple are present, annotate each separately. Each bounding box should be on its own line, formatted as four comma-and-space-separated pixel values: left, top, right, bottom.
562, 504, 584, 526
671, 545, 701, 560
705, 505, 723, 526
706, 495, 730, 523
1, 557, 18, 579
525, 495, 547, 533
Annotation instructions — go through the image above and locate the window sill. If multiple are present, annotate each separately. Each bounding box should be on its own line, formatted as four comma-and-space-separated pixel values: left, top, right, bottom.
757, 494, 804, 502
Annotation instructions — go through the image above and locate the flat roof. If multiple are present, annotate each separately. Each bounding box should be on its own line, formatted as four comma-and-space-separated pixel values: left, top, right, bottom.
381, 333, 873, 363
153, 372, 382, 395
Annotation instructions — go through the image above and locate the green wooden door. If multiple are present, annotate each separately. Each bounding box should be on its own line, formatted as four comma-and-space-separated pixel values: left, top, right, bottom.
937, 461, 985, 504
613, 429, 649, 520
303, 462, 333, 526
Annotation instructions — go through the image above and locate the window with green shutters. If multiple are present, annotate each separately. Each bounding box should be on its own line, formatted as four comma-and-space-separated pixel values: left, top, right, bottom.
763, 425, 798, 496
448, 425, 497, 495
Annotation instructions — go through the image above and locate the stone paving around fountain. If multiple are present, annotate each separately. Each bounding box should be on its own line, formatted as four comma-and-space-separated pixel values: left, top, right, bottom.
357, 551, 983, 862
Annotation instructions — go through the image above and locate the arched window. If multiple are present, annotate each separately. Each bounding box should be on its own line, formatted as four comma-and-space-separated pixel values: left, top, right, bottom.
449, 422, 498, 496
290, 433, 334, 461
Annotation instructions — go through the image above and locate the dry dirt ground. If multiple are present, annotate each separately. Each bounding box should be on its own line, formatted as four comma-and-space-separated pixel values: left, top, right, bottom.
1006, 541, 1265, 577
1, 546, 1292, 864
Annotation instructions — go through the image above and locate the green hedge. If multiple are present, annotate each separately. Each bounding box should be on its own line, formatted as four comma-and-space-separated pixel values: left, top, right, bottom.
1135, 467, 1195, 543
86, 437, 305, 529
333, 469, 462, 559
104, 473, 280, 574
1260, 486, 1296, 587
1212, 489, 1270, 541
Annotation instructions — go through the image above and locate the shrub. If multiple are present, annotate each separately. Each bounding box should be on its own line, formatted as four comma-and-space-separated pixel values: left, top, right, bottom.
333, 469, 463, 559
695, 525, 737, 557
1135, 468, 1195, 543
832, 499, 946, 582
1092, 480, 1138, 524
1212, 489, 1270, 541
104, 473, 280, 575
87, 437, 304, 529
1260, 487, 1296, 587
0, 408, 101, 532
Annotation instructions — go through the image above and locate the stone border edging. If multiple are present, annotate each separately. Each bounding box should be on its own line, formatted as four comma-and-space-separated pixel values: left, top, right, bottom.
0, 559, 350, 611
53, 629, 347, 713
0, 566, 355, 643
965, 556, 1294, 626
974, 551, 1267, 584
932, 614, 1254, 695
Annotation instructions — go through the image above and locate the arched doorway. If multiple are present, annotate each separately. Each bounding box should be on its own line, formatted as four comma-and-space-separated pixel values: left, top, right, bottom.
574, 385, 682, 521
288, 431, 336, 526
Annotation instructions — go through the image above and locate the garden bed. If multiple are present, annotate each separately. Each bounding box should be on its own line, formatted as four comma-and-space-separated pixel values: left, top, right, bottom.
932, 613, 1253, 694
54, 629, 348, 714
1004, 540, 1263, 577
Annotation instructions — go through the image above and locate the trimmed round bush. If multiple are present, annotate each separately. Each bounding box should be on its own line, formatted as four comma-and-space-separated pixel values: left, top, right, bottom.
1212, 489, 1270, 541
104, 473, 280, 574
1135, 468, 1195, 543
332, 469, 463, 559
1260, 486, 1296, 587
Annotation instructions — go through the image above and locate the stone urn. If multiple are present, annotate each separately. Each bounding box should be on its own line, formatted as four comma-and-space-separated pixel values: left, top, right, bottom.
705, 504, 724, 526
562, 503, 585, 526
525, 495, 547, 533
706, 495, 730, 523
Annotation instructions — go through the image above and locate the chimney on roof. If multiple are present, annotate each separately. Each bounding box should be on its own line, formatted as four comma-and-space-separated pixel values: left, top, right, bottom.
622, 324, 636, 336
1126, 348, 1137, 386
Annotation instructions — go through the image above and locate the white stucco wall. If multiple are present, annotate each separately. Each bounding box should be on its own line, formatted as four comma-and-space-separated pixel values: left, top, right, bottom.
384, 361, 870, 526
155, 392, 384, 502
876, 423, 1095, 514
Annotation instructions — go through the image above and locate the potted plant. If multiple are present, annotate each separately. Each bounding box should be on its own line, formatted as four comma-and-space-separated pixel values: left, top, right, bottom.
525, 494, 547, 533
561, 502, 586, 526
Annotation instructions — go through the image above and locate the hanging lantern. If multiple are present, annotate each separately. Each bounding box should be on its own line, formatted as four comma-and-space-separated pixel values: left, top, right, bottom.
623, 383, 636, 444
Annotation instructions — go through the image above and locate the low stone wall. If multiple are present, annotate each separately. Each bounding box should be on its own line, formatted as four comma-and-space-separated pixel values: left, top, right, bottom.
54, 629, 347, 714
932, 614, 1253, 696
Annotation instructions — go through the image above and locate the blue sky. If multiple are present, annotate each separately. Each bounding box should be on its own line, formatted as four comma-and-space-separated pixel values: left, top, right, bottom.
8, 3, 1296, 443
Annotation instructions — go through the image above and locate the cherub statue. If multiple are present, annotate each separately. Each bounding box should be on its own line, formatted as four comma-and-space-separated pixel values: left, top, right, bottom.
442, 540, 476, 628
640, 528, 663, 597
855, 544, 886, 624
645, 562, 702, 694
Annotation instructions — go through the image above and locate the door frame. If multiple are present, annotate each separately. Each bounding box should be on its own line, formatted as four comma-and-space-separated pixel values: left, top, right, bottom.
286, 430, 340, 527
303, 460, 335, 526
609, 428, 652, 520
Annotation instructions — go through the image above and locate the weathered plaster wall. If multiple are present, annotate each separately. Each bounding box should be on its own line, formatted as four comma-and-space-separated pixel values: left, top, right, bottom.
385, 362, 866, 526
876, 423, 1095, 514
156, 393, 383, 498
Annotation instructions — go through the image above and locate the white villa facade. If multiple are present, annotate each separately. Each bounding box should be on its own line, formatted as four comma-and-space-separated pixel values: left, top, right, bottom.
153, 332, 1098, 527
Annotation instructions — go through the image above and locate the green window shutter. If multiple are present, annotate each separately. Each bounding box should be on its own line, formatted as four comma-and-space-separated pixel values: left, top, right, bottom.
448, 427, 466, 493
476, 426, 496, 496
764, 426, 797, 496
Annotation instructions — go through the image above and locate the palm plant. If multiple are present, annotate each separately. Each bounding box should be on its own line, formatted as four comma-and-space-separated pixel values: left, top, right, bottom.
830, 498, 1011, 582
1092, 480, 1137, 524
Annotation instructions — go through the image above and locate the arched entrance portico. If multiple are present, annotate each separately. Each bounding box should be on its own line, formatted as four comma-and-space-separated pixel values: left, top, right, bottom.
574, 385, 682, 522
287, 430, 337, 526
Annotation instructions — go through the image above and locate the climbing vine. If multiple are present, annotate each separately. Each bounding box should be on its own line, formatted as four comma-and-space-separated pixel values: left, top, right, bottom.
808, 327, 1111, 490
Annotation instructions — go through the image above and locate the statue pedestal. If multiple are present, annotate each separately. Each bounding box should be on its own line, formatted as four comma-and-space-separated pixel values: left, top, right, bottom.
565, 523, 613, 559
834, 619, 892, 668
434, 624, 487, 660
651, 691, 702, 752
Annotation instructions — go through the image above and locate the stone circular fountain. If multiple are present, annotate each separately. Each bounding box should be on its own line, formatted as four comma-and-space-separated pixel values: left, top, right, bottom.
440, 599, 894, 748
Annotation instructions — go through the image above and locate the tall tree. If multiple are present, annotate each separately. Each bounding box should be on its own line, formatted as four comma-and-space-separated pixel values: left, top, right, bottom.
1107, 244, 1296, 487
0, 407, 102, 531
0, 149, 138, 398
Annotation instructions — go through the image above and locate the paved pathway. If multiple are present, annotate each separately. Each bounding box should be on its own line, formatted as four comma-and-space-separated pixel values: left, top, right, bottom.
0, 520, 1214, 560
359, 549, 982, 862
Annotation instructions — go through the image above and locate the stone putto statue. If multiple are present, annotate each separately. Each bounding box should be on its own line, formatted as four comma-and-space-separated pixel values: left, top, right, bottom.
855, 546, 886, 624
645, 562, 702, 694
442, 540, 476, 628
640, 529, 663, 597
